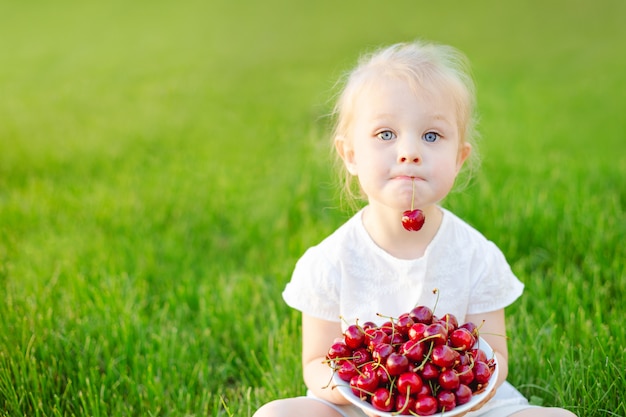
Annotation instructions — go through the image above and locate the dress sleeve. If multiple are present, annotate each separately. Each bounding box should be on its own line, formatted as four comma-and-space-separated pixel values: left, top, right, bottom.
466, 240, 525, 315
282, 246, 342, 322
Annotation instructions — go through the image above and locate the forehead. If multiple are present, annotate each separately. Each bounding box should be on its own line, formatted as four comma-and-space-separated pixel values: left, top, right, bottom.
353, 75, 457, 119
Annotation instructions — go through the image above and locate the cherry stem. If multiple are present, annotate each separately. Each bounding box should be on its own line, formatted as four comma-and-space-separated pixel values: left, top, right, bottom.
431, 288, 440, 315
397, 385, 411, 414
410, 178, 415, 211
414, 340, 436, 371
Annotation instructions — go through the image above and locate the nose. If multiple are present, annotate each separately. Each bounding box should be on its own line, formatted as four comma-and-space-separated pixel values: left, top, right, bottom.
398, 138, 421, 164
399, 155, 420, 163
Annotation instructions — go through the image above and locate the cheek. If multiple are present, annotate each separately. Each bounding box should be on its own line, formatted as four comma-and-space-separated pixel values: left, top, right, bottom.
352, 145, 382, 171
352, 151, 384, 191
431, 159, 460, 186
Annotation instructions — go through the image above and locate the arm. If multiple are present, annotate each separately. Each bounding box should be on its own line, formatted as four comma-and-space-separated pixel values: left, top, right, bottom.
301, 313, 350, 404
464, 308, 509, 389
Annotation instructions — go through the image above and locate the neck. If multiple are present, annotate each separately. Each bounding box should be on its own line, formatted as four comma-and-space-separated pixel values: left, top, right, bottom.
362, 204, 443, 260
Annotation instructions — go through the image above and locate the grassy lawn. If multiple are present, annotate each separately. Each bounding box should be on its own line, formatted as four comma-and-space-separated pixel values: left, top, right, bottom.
0, 0, 624, 416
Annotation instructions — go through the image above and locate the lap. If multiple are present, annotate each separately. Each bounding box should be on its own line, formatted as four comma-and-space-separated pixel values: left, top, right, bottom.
305, 382, 537, 417
254, 382, 571, 417
253, 397, 347, 417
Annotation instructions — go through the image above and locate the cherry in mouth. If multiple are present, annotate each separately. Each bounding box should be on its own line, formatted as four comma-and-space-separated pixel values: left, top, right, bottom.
401, 178, 425, 231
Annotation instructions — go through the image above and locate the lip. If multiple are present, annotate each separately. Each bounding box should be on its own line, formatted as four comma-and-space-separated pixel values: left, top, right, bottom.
392, 175, 423, 181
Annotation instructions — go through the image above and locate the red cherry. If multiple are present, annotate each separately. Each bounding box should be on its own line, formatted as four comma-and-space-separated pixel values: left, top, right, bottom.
344, 324, 366, 349
373, 343, 394, 363
460, 321, 479, 337
424, 323, 448, 346
355, 371, 379, 394
402, 208, 425, 231
376, 364, 391, 386
402, 179, 425, 231
419, 362, 440, 380
438, 368, 460, 390
409, 322, 428, 341
361, 321, 377, 331
391, 333, 406, 346
449, 328, 476, 351
336, 360, 358, 382
360, 362, 378, 376
364, 326, 378, 337
401, 339, 426, 362
440, 313, 459, 330
349, 375, 368, 399
367, 329, 391, 350
469, 348, 488, 364
456, 364, 475, 386
416, 382, 432, 397
351, 347, 371, 366
326, 341, 351, 360
386, 352, 410, 376
454, 384, 473, 405
395, 394, 416, 415
397, 371, 423, 396
380, 321, 395, 335
413, 395, 438, 416
395, 313, 415, 336
431, 344, 460, 369
371, 387, 395, 412
473, 361, 492, 384
409, 305, 434, 324
436, 390, 456, 412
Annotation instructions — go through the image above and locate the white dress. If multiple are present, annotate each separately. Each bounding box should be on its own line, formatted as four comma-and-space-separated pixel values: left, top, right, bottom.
282, 207, 533, 416
283, 207, 524, 327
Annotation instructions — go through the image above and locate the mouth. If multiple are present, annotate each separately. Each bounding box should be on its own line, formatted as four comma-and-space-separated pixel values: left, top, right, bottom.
393, 175, 423, 181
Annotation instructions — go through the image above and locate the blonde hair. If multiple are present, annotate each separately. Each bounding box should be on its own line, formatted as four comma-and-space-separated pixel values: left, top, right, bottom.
330, 41, 480, 210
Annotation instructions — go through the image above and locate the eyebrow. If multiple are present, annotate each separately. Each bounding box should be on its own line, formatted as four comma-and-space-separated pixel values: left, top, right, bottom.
432, 113, 453, 121
369, 112, 395, 121
367, 111, 455, 127
431, 114, 455, 127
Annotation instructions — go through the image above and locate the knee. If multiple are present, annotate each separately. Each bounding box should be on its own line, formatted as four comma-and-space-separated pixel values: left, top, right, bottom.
540, 408, 577, 417
253, 396, 341, 417
515, 407, 577, 417
252, 399, 287, 417
551, 409, 577, 417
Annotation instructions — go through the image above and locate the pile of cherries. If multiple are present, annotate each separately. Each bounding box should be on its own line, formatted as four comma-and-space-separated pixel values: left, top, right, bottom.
326, 305, 496, 415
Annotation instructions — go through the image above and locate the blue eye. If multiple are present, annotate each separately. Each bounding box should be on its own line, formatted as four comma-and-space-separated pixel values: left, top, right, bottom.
423, 132, 439, 142
377, 130, 396, 141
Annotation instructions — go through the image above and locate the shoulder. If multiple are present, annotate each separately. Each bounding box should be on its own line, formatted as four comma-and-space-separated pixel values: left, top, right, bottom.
437, 208, 524, 314
437, 208, 511, 267
298, 210, 365, 264
289, 209, 369, 290
438, 208, 493, 249
282, 211, 366, 321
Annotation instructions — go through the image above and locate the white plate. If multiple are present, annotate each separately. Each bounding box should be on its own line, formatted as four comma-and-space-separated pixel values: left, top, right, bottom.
331, 337, 499, 417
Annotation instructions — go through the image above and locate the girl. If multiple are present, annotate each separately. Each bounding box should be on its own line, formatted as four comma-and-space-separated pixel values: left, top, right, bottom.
253, 41, 576, 417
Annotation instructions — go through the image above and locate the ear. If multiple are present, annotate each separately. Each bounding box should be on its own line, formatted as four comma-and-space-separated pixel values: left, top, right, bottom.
335, 135, 357, 175
456, 142, 472, 173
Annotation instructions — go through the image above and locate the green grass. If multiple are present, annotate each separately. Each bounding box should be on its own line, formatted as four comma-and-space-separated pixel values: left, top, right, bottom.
0, 0, 624, 416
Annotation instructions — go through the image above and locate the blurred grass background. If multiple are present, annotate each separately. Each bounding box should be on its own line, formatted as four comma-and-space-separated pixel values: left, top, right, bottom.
0, 0, 624, 415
